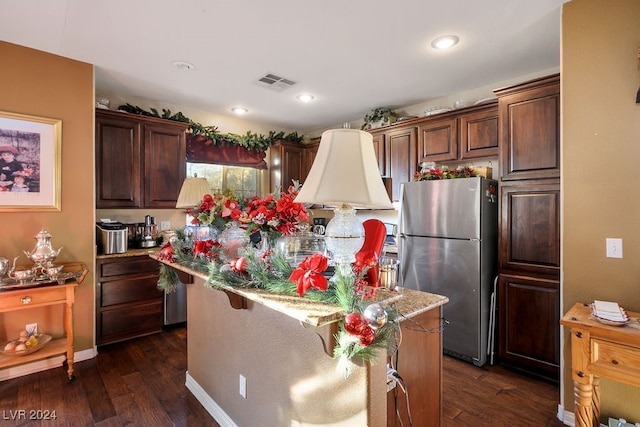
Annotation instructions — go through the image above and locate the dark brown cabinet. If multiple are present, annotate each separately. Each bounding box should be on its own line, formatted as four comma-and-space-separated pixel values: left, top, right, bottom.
417, 102, 498, 163
459, 105, 499, 160
96, 255, 163, 346
269, 140, 306, 192
417, 116, 458, 162
495, 74, 560, 380
302, 139, 320, 181
369, 126, 419, 202
497, 75, 560, 181
498, 274, 560, 375
499, 182, 560, 278
96, 109, 188, 208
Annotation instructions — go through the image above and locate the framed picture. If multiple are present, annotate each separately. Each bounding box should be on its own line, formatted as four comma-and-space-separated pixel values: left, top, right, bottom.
0, 111, 61, 211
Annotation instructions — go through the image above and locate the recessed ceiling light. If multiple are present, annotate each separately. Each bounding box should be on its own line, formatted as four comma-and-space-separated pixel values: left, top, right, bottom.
431, 35, 459, 50
172, 60, 195, 70
297, 94, 314, 103
231, 107, 248, 115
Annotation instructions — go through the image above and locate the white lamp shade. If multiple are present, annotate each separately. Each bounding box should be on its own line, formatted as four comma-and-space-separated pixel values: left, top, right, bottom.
294, 129, 393, 208
176, 176, 211, 208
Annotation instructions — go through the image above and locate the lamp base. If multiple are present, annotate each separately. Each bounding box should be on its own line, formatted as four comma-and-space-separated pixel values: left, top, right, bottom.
325, 205, 364, 277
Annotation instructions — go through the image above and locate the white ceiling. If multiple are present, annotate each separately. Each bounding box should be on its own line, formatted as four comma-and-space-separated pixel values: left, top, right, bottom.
0, 0, 566, 133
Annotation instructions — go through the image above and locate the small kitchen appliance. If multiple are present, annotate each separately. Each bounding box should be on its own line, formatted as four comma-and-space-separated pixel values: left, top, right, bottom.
138, 215, 158, 248
96, 222, 128, 254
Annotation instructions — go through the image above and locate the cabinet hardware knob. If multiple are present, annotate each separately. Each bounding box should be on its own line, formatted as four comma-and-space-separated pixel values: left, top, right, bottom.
21, 296, 32, 304
577, 371, 585, 378
611, 359, 619, 365
575, 331, 583, 338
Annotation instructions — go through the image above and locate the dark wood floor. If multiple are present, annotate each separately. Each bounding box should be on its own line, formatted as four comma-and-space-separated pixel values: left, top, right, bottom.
0, 327, 564, 426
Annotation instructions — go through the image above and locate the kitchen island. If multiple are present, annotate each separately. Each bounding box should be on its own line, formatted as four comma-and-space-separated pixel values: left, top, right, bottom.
155, 257, 447, 427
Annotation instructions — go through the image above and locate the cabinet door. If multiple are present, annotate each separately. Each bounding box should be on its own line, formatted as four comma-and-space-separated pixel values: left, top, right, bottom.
96, 112, 142, 208
497, 75, 560, 181
417, 117, 457, 163
459, 104, 498, 160
143, 122, 187, 208
269, 141, 305, 192
370, 131, 386, 176
302, 140, 320, 183
498, 273, 560, 379
385, 127, 417, 201
500, 182, 560, 278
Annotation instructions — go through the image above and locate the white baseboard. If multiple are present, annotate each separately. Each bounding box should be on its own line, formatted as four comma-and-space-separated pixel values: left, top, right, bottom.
0, 346, 98, 381
185, 371, 238, 427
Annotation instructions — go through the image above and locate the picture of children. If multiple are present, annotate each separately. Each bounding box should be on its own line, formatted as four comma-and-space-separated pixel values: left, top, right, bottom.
0, 145, 24, 177
0, 173, 12, 191
10, 175, 29, 192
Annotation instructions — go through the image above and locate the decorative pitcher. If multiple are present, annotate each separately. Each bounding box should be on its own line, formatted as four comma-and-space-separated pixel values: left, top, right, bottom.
24, 228, 63, 266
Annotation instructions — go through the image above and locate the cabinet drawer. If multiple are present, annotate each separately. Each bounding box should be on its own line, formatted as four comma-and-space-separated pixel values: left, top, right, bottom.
591, 338, 640, 382
99, 256, 159, 278
0, 287, 67, 311
98, 300, 163, 343
100, 276, 162, 307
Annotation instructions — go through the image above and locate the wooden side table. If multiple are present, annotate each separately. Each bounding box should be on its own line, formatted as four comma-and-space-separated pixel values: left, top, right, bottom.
0, 262, 87, 381
560, 303, 640, 427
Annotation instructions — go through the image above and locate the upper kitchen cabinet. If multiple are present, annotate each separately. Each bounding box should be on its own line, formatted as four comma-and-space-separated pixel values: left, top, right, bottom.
458, 103, 499, 160
368, 126, 418, 202
495, 74, 560, 181
418, 102, 498, 163
417, 116, 458, 163
269, 140, 306, 193
302, 139, 320, 182
96, 109, 188, 208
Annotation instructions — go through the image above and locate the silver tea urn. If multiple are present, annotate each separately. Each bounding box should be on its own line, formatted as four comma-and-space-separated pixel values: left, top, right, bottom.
24, 228, 63, 269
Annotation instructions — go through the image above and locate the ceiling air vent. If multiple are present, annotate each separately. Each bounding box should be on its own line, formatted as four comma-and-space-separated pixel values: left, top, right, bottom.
254, 73, 297, 92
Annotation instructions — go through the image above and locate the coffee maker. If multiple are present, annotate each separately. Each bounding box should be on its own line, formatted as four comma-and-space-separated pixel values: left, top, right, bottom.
138, 215, 158, 248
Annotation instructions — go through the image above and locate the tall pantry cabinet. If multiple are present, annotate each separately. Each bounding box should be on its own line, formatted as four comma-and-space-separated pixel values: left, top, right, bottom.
494, 74, 561, 380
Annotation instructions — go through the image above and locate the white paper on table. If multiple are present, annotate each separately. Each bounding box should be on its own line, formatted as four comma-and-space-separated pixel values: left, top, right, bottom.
593, 300, 626, 322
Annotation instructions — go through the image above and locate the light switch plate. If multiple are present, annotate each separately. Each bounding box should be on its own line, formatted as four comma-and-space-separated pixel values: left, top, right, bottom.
606, 238, 623, 258
160, 221, 171, 231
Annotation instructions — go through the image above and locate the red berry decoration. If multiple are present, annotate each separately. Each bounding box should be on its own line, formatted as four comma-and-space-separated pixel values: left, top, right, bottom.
358, 325, 376, 346
344, 312, 365, 335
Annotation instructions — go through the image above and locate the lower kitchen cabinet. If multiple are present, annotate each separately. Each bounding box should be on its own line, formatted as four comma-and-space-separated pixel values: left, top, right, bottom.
96, 255, 163, 345
498, 274, 560, 379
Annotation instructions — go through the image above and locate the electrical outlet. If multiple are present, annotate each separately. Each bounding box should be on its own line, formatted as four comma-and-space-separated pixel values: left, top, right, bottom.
26, 323, 38, 336
160, 220, 171, 231
239, 374, 247, 398
606, 238, 623, 259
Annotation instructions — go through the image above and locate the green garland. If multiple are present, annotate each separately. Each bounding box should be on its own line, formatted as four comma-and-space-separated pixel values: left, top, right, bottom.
157, 236, 399, 378
118, 103, 304, 151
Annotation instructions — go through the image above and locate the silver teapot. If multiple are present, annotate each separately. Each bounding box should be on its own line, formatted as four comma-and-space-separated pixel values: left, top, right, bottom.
24, 228, 62, 266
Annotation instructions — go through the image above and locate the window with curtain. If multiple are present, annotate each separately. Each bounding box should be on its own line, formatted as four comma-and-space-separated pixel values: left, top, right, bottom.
186, 162, 260, 200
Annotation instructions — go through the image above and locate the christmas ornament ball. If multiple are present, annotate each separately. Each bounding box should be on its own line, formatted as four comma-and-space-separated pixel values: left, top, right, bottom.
363, 303, 388, 329
358, 325, 376, 346
344, 312, 366, 335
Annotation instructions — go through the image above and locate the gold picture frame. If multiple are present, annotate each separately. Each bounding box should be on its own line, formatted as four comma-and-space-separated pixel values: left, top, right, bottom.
0, 111, 61, 211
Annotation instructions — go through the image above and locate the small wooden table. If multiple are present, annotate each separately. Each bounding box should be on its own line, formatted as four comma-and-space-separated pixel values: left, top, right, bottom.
560, 303, 640, 427
0, 262, 87, 381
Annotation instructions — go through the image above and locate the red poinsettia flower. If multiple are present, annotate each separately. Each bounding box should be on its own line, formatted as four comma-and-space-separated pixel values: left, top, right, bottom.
288, 253, 329, 297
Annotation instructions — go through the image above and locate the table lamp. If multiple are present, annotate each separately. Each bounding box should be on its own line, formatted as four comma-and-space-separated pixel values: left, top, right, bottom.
294, 129, 393, 276
176, 173, 211, 209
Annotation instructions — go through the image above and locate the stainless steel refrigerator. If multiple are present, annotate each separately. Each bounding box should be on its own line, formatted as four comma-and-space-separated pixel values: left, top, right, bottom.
398, 177, 498, 366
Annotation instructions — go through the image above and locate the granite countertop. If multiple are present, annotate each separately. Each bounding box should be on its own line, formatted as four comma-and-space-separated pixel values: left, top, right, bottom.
152, 255, 448, 327
96, 247, 160, 260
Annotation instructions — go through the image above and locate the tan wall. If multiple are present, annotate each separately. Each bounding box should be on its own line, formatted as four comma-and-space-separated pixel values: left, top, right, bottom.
0, 42, 95, 352
562, 0, 640, 421
187, 276, 387, 426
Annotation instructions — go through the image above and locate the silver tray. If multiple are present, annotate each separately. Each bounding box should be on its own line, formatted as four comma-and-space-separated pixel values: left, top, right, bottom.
0, 272, 81, 291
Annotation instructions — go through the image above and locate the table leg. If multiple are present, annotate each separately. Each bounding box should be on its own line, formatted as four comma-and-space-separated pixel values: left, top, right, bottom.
592, 377, 600, 427
574, 381, 594, 427
64, 300, 75, 381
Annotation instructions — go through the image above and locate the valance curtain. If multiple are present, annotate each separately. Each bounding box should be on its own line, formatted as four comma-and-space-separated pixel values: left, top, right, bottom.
186, 134, 268, 169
